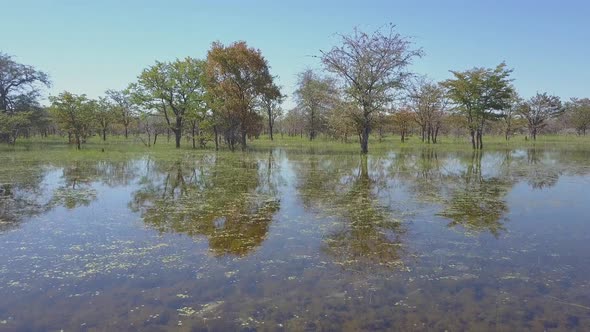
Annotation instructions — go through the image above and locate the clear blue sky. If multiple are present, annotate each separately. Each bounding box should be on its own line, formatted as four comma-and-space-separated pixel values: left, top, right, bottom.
3, 0, 589, 107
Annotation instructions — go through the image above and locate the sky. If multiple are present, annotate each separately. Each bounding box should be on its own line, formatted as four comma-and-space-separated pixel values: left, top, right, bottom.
2, 0, 589, 108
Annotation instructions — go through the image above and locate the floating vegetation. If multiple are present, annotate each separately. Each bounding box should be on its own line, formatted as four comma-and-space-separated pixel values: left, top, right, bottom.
177, 306, 196, 316
0, 147, 590, 330
50, 187, 97, 209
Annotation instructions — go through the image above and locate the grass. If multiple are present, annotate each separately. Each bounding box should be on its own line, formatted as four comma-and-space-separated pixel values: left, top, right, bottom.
2, 132, 589, 157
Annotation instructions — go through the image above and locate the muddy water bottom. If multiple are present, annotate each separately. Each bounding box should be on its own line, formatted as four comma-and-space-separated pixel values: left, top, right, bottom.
0, 147, 589, 331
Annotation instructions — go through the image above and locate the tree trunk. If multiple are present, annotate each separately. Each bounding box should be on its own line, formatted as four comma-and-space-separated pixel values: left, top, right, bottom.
360, 126, 369, 154
477, 130, 483, 149
239, 121, 248, 150
470, 129, 476, 150
191, 124, 196, 149
433, 127, 439, 144
213, 125, 219, 151
174, 129, 181, 148
124, 125, 128, 139
0, 133, 9, 144
102, 129, 107, 141
268, 111, 274, 141
153, 133, 158, 145
75, 134, 81, 150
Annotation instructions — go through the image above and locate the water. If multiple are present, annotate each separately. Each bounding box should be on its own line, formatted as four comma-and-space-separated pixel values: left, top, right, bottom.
1, 147, 589, 331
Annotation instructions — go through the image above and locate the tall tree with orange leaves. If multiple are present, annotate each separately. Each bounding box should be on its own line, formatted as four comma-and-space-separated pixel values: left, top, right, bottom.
204, 41, 280, 150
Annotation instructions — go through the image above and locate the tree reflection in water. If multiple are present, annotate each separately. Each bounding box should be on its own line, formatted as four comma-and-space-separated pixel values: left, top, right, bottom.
296, 153, 406, 269
130, 152, 281, 256
436, 151, 511, 237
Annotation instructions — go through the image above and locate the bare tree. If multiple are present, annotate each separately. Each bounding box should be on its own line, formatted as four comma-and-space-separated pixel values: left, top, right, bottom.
406, 77, 446, 143
320, 24, 423, 153
0, 53, 50, 143
518, 93, 563, 140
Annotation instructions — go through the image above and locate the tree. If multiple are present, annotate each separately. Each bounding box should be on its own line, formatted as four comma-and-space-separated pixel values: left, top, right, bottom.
0, 52, 50, 143
442, 63, 514, 149
326, 101, 356, 142
518, 92, 563, 140
0, 53, 50, 113
261, 86, 284, 140
105, 89, 136, 139
204, 41, 280, 150
131, 57, 205, 148
184, 102, 209, 149
406, 78, 446, 143
96, 97, 118, 141
281, 107, 306, 137
392, 109, 414, 142
49, 92, 96, 149
137, 112, 167, 147
320, 25, 423, 153
0, 111, 32, 144
500, 92, 522, 140
565, 98, 590, 135
294, 69, 338, 140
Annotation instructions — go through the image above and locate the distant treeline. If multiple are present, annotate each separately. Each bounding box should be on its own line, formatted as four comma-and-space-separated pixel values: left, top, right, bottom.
1, 25, 589, 151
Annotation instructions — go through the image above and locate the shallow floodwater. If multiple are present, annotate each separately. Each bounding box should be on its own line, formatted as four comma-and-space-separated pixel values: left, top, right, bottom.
1, 147, 590, 331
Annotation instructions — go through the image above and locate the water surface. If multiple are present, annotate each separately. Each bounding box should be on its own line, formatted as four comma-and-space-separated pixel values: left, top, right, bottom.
1, 147, 589, 331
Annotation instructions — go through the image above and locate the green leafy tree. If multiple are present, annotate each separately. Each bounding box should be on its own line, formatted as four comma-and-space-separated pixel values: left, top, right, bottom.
0, 111, 31, 144
442, 63, 514, 149
260, 88, 284, 141
565, 98, 590, 135
500, 92, 523, 140
184, 103, 209, 149
130, 57, 206, 148
105, 89, 136, 138
294, 69, 338, 140
49, 92, 96, 149
320, 25, 423, 153
96, 97, 118, 141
